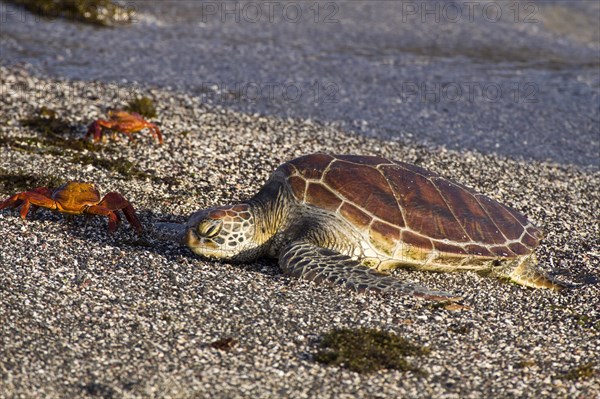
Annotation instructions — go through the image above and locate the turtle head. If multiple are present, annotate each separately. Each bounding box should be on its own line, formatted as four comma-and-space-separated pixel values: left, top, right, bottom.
185, 203, 263, 261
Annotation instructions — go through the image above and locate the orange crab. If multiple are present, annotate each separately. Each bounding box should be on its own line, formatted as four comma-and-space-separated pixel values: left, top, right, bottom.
86, 110, 163, 144
0, 181, 142, 233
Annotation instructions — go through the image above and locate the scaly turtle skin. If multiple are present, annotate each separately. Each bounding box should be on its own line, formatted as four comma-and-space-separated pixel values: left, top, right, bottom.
185, 154, 562, 299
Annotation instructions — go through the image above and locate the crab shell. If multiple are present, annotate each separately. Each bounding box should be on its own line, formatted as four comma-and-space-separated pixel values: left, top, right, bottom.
277, 154, 542, 268
50, 182, 104, 214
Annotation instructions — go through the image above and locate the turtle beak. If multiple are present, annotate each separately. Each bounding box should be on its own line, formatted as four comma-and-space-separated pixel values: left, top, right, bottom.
185, 228, 200, 247
185, 227, 219, 254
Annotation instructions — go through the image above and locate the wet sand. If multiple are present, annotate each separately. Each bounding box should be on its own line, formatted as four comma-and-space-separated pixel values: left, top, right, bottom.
1, 1, 598, 167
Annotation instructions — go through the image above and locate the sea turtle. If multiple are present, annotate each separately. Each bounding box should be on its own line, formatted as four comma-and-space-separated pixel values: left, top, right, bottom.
185, 154, 561, 299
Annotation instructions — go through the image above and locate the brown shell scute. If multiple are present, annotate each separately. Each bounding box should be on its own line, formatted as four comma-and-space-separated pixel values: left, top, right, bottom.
334, 154, 390, 165
369, 220, 401, 255
527, 226, 543, 240
465, 244, 494, 257
324, 160, 404, 226
521, 232, 541, 249
287, 176, 306, 199
287, 153, 333, 180
306, 183, 341, 211
508, 242, 531, 255
433, 179, 506, 244
339, 202, 371, 230
401, 231, 433, 250
381, 164, 465, 241
476, 196, 524, 240
433, 241, 468, 255
281, 154, 540, 257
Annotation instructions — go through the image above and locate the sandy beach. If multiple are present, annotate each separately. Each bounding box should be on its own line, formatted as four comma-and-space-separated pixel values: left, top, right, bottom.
0, 66, 598, 398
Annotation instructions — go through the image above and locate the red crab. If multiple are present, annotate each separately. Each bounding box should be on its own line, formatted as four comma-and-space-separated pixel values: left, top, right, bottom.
0, 182, 142, 233
86, 110, 163, 144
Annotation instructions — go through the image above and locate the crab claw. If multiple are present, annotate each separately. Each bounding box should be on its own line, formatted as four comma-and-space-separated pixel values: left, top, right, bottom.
148, 123, 163, 144
86, 121, 104, 143
95, 192, 143, 233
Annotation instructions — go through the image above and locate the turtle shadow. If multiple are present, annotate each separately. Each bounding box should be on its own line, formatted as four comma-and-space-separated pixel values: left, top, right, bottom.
2, 207, 283, 279
3, 208, 591, 291
554, 269, 597, 288
83, 209, 195, 258
57, 209, 280, 272
3, 208, 193, 259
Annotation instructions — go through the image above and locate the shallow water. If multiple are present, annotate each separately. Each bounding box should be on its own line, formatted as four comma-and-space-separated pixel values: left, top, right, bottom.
1, 0, 598, 167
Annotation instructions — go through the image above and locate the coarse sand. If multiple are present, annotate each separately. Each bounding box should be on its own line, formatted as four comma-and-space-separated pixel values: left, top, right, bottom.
0, 67, 598, 398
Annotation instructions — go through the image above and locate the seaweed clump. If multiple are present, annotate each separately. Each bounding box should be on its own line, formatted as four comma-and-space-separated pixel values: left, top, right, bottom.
0, 133, 158, 182
0, 169, 63, 195
6, 0, 133, 26
17, 107, 100, 152
574, 314, 600, 331
126, 97, 157, 119
209, 337, 238, 352
69, 153, 153, 180
314, 328, 430, 374
563, 362, 597, 380
447, 322, 473, 335
81, 382, 117, 399
515, 359, 537, 369
2, 108, 168, 184
21, 106, 72, 137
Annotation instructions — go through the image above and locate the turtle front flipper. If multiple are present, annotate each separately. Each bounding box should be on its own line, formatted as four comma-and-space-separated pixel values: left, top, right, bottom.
279, 242, 461, 301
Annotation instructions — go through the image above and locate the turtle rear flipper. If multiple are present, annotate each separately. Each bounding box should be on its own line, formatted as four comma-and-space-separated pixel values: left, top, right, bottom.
279, 242, 462, 301
498, 254, 569, 290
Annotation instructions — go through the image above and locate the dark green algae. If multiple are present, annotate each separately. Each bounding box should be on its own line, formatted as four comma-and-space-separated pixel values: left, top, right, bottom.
314, 328, 430, 374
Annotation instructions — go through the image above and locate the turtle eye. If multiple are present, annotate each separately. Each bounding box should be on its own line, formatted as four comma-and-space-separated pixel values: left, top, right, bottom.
198, 220, 222, 238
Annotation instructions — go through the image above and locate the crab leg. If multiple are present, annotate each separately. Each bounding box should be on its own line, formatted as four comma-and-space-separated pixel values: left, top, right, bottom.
0, 190, 57, 219
31, 187, 53, 196
86, 120, 112, 142
0, 196, 23, 210
97, 192, 143, 233
85, 205, 120, 233
147, 124, 163, 144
